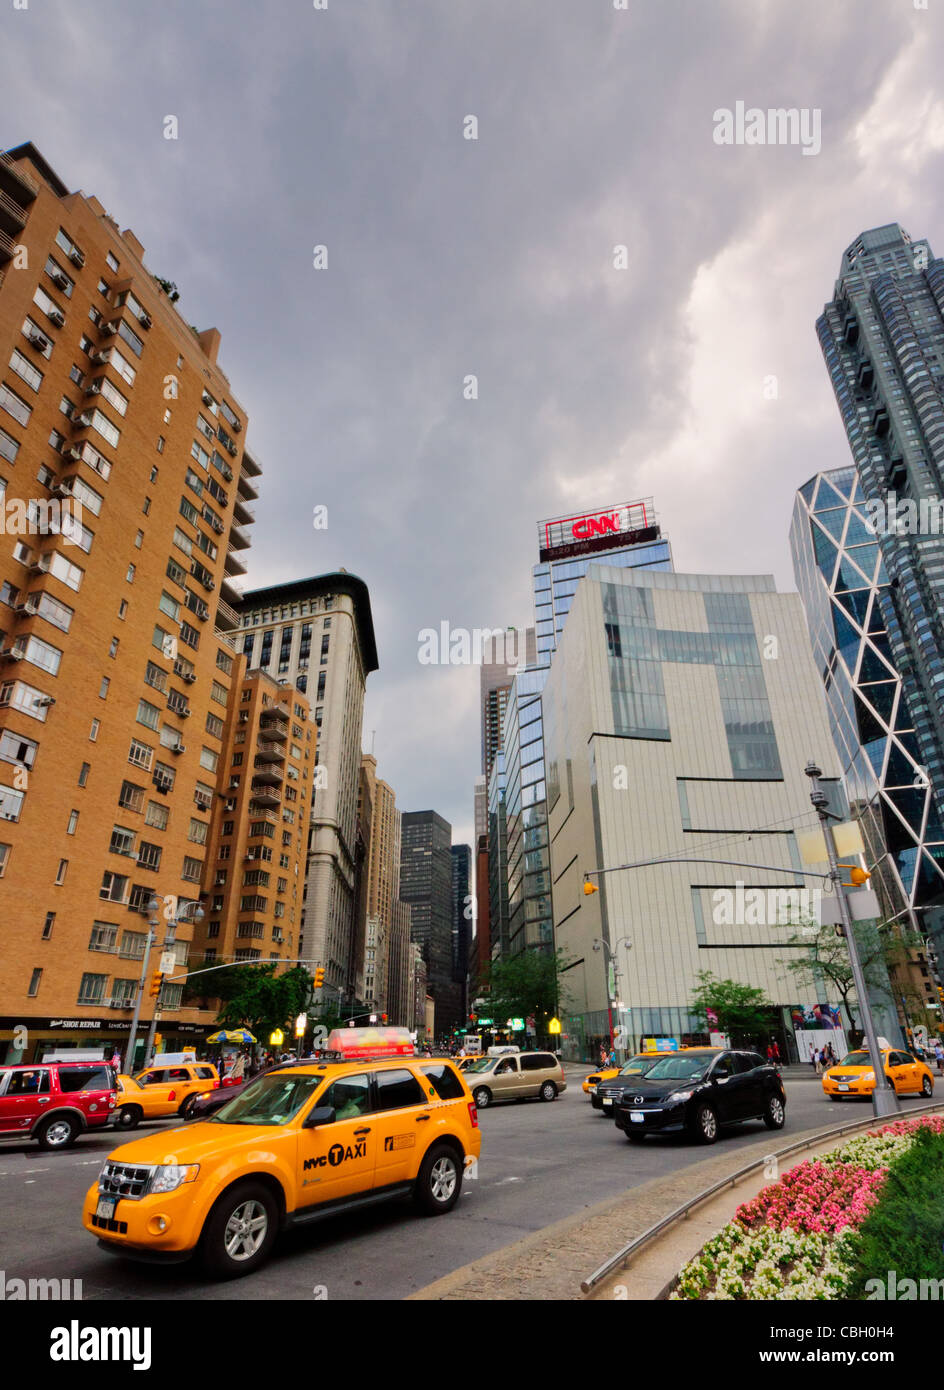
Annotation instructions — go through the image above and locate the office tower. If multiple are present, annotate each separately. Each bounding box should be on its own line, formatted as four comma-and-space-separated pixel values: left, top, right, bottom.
410, 941, 428, 1033
399, 809, 462, 1033
480, 627, 535, 780
473, 773, 487, 841
192, 671, 316, 974
501, 500, 672, 956
817, 224, 944, 838
236, 574, 377, 997
791, 468, 944, 1014
542, 565, 901, 1060
387, 897, 413, 1027
487, 751, 509, 960
357, 754, 402, 1013
451, 842, 472, 1021
473, 833, 491, 988
0, 143, 257, 1063
350, 757, 374, 1005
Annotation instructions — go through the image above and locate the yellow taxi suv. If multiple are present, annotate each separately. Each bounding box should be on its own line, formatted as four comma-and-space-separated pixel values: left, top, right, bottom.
83, 1029, 480, 1278
114, 1063, 221, 1129
823, 1048, 935, 1100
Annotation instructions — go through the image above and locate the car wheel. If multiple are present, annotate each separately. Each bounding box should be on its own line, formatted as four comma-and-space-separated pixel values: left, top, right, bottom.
35, 1114, 79, 1150
180, 1095, 200, 1120
472, 1086, 491, 1109
539, 1081, 557, 1102
763, 1094, 786, 1130
690, 1103, 718, 1145
413, 1142, 463, 1215
115, 1105, 141, 1130
200, 1181, 278, 1279
922, 1075, 933, 1098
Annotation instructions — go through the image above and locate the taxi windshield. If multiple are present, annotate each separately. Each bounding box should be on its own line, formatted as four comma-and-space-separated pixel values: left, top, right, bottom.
209, 1072, 324, 1126
464, 1058, 495, 1074
643, 1054, 712, 1082
839, 1051, 875, 1067
123, 1076, 145, 1091
620, 1055, 662, 1075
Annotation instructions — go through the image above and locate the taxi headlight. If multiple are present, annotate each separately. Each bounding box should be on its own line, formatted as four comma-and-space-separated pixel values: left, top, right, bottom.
151, 1163, 200, 1193
861, 1072, 875, 1084
666, 1089, 695, 1103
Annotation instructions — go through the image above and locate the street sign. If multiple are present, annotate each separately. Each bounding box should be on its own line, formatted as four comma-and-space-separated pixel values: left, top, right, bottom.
548, 1017, 561, 1034
507, 1017, 524, 1031
159, 951, 176, 975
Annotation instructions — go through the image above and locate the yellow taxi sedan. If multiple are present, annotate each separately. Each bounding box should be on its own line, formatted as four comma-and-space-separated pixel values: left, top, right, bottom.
114, 1063, 221, 1129
823, 1048, 935, 1100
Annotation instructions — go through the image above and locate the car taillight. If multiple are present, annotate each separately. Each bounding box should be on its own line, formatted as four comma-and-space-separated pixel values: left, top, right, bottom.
168, 1090, 176, 1101
468, 1101, 478, 1128
212, 1080, 219, 1089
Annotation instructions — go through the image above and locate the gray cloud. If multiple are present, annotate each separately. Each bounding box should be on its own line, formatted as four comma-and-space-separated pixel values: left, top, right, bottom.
3, 0, 941, 847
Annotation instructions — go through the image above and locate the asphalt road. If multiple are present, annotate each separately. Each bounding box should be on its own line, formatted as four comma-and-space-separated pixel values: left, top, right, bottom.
0, 1070, 935, 1301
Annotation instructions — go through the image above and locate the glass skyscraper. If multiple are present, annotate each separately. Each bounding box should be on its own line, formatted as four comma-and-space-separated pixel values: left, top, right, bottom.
499, 503, 672, 957
791, 467, 944, 980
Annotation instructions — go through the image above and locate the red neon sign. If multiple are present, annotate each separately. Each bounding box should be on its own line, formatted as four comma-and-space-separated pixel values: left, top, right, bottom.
572, 512, 620, 540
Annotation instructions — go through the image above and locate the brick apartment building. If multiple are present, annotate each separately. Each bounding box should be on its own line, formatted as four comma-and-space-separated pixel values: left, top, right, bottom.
0, 143, 261, 1063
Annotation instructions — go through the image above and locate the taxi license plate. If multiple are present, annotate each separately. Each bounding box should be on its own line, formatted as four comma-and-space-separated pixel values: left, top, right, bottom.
837, 1083, 849, 1092
630, 1113, 645, 1123
96, 1195, 118, 1220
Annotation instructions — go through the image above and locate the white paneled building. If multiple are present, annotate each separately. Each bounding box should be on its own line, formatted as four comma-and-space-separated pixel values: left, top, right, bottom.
543, 566, 846, 1062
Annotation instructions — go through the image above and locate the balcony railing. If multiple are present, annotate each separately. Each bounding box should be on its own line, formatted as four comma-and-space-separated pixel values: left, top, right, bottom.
215, 596, 240, 631
0, 186, 27, 234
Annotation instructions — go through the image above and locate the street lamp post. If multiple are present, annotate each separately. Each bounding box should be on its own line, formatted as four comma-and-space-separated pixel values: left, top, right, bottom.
592, 935, 633, 1059
140, 896, 205, 1067
804, 761, 899, 1119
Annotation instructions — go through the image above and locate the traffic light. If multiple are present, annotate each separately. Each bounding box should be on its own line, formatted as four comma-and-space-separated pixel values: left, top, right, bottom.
839, 864, 871, 887
583, 879, 598, 896
381, 1013, 388, 1024
148, 970, 163, 999
313, 967, 325, 989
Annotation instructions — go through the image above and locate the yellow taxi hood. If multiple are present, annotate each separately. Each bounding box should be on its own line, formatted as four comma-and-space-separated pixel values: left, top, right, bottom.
104, 1120, 285, 1167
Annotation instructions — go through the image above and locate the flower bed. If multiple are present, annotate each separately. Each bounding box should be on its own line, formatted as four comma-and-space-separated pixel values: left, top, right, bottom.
671, 1116, 944, 1300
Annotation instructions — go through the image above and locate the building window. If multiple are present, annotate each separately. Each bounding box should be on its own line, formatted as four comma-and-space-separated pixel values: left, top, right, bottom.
55, 859, 68, 885
127, 563, 136, 583
109, 637, 119, 659
89, 719, 100, 741
67, 810, 79, 835
27, 968, 42, 998
118, 600, 128, 620
78, 761, 91, 786
100, 677, 110, 699
42, 911, 54, 939
77, 973, 107, 1005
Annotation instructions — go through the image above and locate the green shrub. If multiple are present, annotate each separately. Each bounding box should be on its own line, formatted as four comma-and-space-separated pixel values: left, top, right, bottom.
845, 1127, 944, 1298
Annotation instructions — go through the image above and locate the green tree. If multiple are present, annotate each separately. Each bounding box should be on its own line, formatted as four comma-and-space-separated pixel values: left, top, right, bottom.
186, 962, 313, 1044
689, 970, 772, 1045
475, 948, 572, 1040
776, 915, 912, 1031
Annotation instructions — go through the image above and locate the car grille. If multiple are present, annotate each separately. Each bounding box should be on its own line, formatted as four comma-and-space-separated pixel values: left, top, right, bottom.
99, 1161, 153, 1201
90, 1214, 129, 1234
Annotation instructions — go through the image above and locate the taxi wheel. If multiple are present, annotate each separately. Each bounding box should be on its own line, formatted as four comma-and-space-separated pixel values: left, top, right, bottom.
922, 1075, 933, 1098
472, 1086, 492, 1110
179, 1096, 199, 1119
200, 1181, 278, 1279
414, 1143, 462, 1215
115, 1106, 141, 1130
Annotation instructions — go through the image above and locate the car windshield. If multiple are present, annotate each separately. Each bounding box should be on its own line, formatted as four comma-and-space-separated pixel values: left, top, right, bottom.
465, 1058, 496, 1074
839, 1051, 876, 1067
642, 1054, 713, 1082
122, 1076, 144, 1091
208, 1072, 324, 1126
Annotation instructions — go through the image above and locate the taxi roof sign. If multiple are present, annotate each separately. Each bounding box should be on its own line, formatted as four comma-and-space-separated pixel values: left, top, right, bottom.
326, 1026, 414, 1061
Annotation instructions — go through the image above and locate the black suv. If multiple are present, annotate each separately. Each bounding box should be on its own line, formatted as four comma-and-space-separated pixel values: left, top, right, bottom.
613, 1049, 786, 1145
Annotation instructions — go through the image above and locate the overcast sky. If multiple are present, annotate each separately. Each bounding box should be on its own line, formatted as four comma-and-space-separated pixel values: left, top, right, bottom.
4, 0, 944, 848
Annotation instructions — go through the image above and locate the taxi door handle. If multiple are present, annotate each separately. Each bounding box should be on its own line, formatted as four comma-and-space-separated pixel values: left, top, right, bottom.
416, 1115, 431, 1123
353, 1127, 371, 1137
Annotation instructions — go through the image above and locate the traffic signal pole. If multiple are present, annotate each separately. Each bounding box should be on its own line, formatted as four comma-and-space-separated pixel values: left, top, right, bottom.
805, 761, 900, 1120
122, 913, 159, 1075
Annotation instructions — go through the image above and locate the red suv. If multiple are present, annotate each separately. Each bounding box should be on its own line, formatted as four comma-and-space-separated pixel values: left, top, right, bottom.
0, 1061, 117, 1149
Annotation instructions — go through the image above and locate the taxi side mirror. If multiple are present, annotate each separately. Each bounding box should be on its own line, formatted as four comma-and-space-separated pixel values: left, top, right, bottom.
303, 1105, 336, 1129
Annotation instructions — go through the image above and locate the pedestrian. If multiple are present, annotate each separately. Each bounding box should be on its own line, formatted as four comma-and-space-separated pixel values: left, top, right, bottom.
809, 1042, 817, 1070
766, 1042, 775, 1064
935, 1041, 944, 1075
814, 1047, 823, 1075
772, 1040, 781, 1064
110, 1049, 122, 1071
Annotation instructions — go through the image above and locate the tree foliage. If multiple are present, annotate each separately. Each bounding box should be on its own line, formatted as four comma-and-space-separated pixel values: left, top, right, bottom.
689, 970, 772, 1043
776, 915, 911, 1028
186, 962, 314, 1042
475, 948, 572, 1034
